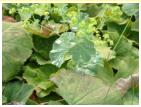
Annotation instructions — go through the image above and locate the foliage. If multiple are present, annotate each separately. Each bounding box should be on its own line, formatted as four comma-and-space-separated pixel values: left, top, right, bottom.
2, 22, 33, 82
3, 81, 34, 104
2, 3, 139, 105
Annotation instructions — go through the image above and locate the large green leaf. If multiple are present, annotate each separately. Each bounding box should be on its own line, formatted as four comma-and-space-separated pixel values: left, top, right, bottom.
2, 22, 33, 82
23, 64, 58, 97
49, 32, 103, 75
3, 81, 34, 104
50, 32, 96, 67
50, 69, 123, 104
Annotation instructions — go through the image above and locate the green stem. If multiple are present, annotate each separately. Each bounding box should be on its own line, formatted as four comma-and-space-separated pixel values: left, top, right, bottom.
113, 17, 131, 50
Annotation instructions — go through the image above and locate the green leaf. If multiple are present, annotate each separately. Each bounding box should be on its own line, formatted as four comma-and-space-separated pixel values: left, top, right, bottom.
2, 22, 33, 82
50, 32, 96, 67
3, 81, 34, 104
26, 99, 38, 105
48, 100, 63, 105
18, 7, 32, 20
2, 95, 7, 104
73, 55, 104, 76
123, 88, 139, 105
37, 92, 65, 104
128, 31, 139, 44
50, 69, 123, 104
95, 44, 116, 61
108, 23, 139, 78
50, 32, 75, 67
24, 20, 69, 38
50, 32, 104, 75
23, 64, 58, 97
122, 4, 139, 16
33, 35, 58, 60
96, 61, 116, 84
104, 5, 123, 23
131, 18, 139, 32
110, 57, 139, 78
30, 53, 49, 65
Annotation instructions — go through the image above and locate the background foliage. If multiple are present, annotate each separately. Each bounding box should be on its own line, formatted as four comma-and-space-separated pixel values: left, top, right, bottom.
2, 3, 139, 105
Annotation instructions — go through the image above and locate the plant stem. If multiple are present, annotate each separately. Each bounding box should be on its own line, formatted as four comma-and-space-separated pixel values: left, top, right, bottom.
113, 17, 131, 50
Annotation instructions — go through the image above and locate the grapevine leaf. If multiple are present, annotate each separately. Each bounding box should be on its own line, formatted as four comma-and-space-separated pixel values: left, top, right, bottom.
50, 69, 123, 104
3, 81, 34, 104
2, 22, 33, 82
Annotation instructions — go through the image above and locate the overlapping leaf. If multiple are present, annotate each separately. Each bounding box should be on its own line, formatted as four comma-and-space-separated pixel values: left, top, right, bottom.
3, 81, 34, 104
23, 64, 58, 97
50, 69, 122, 104
49, 32, 104, 75
2, 22, 33, 82
50, 32, 96, 67
2, 3, 139, 105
